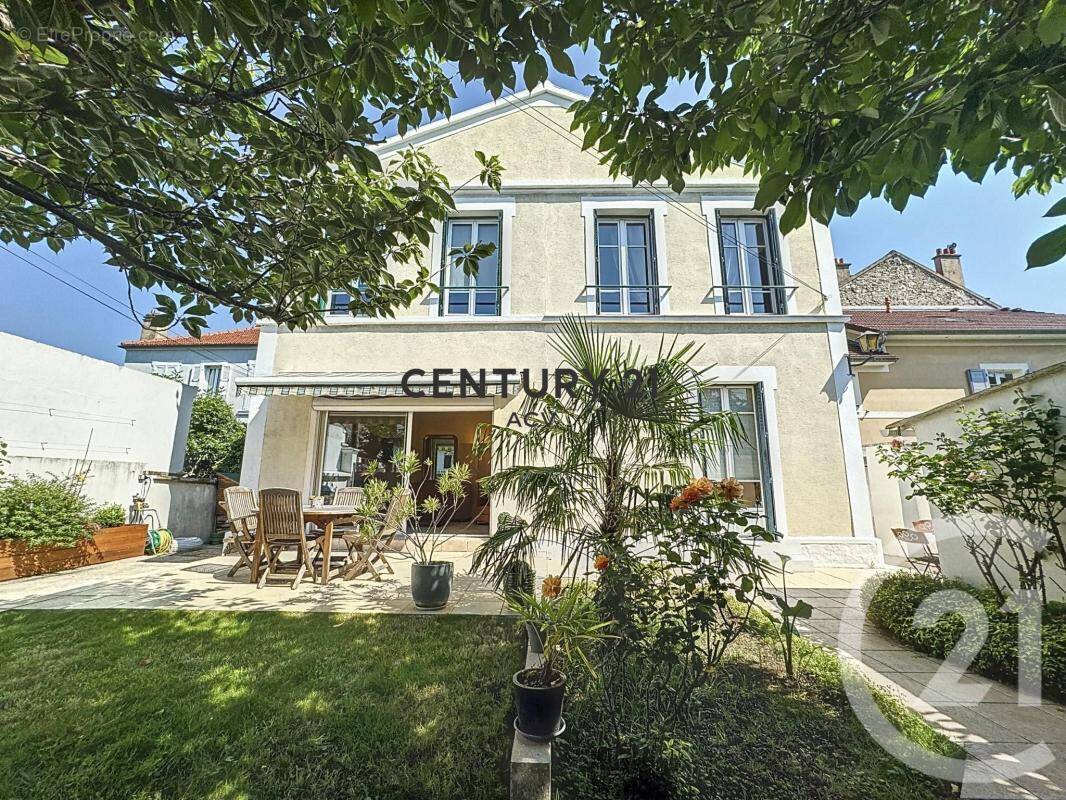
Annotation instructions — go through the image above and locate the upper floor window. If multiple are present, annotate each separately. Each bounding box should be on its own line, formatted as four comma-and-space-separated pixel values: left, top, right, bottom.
969, 363, 1029, 393
593, 215, 661, 315
717, 214, 789, 315
442, 216, 503, 316
326, 283, 370, 316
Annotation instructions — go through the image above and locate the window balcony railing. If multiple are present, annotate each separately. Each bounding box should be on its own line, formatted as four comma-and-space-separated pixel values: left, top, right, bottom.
584, 284, 671, 315
710, 284, 797, 315
439, 285, 509, 317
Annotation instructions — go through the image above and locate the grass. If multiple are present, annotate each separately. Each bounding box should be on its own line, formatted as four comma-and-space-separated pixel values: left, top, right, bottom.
0, 610, 522, 800
557, 608, 964, 800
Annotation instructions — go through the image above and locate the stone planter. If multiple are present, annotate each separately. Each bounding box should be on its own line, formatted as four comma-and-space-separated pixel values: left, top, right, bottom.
0, 524, 148, 582
410, 561, 454, 609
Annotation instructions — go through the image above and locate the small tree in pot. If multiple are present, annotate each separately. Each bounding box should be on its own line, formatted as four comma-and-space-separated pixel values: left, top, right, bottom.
507, 581, 613, 739
388, 452, 472, 610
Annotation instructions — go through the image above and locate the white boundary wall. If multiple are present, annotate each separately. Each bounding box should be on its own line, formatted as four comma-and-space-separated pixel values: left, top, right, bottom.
0, 332, 196, 508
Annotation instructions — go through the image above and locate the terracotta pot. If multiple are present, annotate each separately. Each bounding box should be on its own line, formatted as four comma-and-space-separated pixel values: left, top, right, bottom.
0, 524, 147, 582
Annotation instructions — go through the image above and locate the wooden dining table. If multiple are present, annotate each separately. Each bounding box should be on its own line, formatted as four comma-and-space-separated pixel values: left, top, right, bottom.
303, 506, 361, 585
248, 506, 362, 586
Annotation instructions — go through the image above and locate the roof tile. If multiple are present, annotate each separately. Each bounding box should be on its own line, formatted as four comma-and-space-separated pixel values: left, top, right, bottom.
120, 327, 260, 348
845, 308, 1066, 333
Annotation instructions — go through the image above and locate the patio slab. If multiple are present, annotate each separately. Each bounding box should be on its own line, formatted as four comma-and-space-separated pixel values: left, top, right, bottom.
0, 544, 509, 616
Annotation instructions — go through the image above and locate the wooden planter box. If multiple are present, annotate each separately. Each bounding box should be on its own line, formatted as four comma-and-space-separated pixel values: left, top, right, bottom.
0, 524, 148, 582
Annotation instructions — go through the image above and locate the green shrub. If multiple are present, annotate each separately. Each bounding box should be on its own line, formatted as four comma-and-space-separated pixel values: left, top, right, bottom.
867, 571, 1066, 702
0, 475, 94, 549
90, 503, 126, 529
184, 393, 246, 478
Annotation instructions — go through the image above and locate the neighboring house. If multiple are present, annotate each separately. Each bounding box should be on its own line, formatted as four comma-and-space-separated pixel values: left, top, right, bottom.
839, 246, 1066, 561
236, 83, 880, 567
121, 327, 260, 419
887, 361, 1066, 601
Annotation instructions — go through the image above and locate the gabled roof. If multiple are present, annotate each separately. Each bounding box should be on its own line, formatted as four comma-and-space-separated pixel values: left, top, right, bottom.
845, 308, 1066, 334
374, 82, 588, 157
840, 249, 998, 309
120, 328, 260, 349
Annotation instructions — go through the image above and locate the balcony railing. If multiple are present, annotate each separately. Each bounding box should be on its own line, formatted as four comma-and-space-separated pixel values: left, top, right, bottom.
584, 284, 671, 315
710, 284, 797, 315
439, 285, 509, 316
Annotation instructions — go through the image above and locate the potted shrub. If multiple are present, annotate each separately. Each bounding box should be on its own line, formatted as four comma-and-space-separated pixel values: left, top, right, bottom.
507, 581, 612, 739
387, 452, 472, 610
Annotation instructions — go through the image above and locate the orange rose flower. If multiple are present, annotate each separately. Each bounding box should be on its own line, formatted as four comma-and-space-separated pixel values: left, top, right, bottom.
594, 554, 609, 571
719, 477, 745, 502
691, 477, 714, 498
542, 575, 562, 599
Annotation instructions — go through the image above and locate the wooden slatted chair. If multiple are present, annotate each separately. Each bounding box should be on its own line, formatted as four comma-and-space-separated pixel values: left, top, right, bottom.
332, 486, 364, 507
257, 488, 323, 590
341, 490, 408, 581
222, 486, 260, 578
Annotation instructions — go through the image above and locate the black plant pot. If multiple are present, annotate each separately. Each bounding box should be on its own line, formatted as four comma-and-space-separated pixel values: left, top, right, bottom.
410, 561, 453, 609
513, 669, 565, 739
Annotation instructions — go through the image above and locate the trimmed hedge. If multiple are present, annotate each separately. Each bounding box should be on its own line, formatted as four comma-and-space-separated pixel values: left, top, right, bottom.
867, 572, 1066, 702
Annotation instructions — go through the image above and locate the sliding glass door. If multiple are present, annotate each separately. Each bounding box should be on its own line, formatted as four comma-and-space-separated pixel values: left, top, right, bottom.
317, 414, 408, 497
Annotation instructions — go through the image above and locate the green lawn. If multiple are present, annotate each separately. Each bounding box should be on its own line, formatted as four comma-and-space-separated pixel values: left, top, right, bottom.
0, 610, 522, 800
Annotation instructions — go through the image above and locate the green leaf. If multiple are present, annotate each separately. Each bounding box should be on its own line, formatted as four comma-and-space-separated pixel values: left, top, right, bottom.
523, 53, 548, 90
753, 173, 789, 210
1045, 197, 1066, 217
778, 191, 808, 233
1038, 0, 1066, 45
1025, 223, 1066, 268
546, 48, 575, 77
868, 13, 892, 46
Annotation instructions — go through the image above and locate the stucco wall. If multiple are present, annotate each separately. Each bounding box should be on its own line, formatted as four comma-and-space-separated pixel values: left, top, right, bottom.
899, 365, 1066, 598
0, 332, 196, 506
857, 341, 1066, 445
257, 322, 855, 539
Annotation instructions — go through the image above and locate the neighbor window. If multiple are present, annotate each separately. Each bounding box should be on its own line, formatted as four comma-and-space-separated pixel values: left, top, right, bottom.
594, 215, 659, 314
203, 365, 223, 393
318, 414, 407, 497
150, 362, 183, 381
442, 216, 502, 316
717, 215, 787, 314
969, 363, 1029, 393
699, 385, 774, 525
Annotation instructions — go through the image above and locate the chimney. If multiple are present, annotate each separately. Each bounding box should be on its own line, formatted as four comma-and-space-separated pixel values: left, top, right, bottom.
933, 243, 964, 286
834, 257, 852, 285
139, 313, 169, 342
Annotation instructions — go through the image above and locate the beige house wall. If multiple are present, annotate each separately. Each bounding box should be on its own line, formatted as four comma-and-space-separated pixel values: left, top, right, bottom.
261, 322, 855, 539
857, 340, 1066, 445
241, 87, 880, 565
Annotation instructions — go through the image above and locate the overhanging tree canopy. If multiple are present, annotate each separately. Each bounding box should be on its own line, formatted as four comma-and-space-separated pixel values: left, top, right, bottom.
2, 1, 1063, 337
0, 0, 548, 333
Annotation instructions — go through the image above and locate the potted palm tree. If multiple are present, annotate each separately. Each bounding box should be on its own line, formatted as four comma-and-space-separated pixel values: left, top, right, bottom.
507, 581, 612, 739
389, 452, 471, 609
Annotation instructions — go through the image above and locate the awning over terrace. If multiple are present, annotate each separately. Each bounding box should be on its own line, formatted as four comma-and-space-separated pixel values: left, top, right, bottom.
234, 371, 511, 398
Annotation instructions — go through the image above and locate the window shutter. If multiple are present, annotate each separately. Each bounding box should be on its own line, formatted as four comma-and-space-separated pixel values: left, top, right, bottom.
966, 369, 990, 394
714, 209, 728, 312
188, 364, 201, 386
220, 365, 233, 398
765, 209, 787, 313
753, 384, 778, 534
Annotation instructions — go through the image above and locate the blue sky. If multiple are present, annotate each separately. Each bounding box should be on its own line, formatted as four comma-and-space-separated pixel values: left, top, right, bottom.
2, 66, 1064, 364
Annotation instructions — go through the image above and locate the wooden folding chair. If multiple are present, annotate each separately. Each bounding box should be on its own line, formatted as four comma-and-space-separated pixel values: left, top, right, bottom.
331, 486, 364, 507
257, 489, 323, 590
222, 486, 260, 578
341, 490, 407, 581
892, 527, 941, 576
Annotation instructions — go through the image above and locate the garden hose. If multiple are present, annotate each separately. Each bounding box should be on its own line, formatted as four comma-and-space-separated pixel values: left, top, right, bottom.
146, 528, 175, 555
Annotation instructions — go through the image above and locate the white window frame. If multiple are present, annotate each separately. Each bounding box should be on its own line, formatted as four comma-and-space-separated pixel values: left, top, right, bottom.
581, 198, 670, 315
980, 362, 1029, 387
428, 197, 515, 318
325, 285, 370, 317
149, 361, 184, 381
700, 196, 796, 315
698, 366, 788, 535
439, 216, 506, 317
